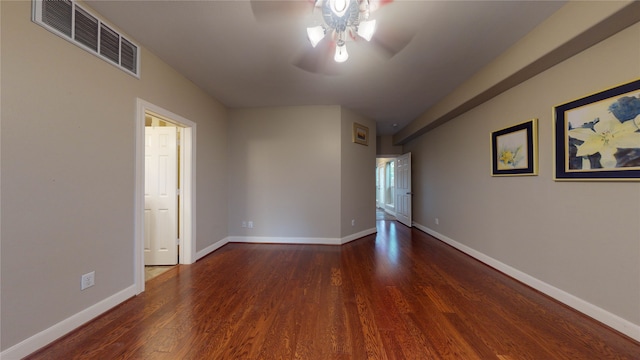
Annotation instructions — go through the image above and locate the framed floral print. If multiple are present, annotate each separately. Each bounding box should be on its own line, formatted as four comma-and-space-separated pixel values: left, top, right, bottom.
491, 119, 538, 176
554, 79, 640, 181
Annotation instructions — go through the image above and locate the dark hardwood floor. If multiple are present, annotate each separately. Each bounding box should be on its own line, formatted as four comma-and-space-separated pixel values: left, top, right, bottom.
26, 221, 640, 359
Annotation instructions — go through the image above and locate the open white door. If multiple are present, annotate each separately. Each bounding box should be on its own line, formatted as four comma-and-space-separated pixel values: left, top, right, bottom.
395, 152, 412, 227
144, 126, 178, 265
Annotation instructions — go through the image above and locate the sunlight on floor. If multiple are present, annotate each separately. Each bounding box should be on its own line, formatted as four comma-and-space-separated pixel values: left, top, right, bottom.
145, 266, 173, 281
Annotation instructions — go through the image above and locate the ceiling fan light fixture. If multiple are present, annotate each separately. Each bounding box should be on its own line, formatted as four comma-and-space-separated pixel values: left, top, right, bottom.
334, 41, 349, 63
307, 26, 326, 48
330, 0, 351, 17
357, 19, 376, 41
306, 0, 377, 64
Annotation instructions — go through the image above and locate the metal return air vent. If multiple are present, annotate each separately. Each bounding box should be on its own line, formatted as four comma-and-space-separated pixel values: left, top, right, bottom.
32, 0, 139, 77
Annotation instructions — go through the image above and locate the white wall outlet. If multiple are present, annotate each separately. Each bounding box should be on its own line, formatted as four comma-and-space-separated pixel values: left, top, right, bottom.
351, 219, 355, 226
248, 221, 253, 228
435, 218, 439, 225
242, 221, 247, 228
81, 271, 95, 290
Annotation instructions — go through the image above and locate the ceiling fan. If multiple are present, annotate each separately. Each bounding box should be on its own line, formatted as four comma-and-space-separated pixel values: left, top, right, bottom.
250, 0, 415, 75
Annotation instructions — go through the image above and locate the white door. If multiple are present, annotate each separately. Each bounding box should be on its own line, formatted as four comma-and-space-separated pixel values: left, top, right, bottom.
395, 152, 412, 227
145, 126, 178, 265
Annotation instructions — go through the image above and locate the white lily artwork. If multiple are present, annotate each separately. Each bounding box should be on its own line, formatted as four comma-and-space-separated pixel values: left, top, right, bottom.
568, 114, 640, 169
554, 79, 640, 181
491, 119, 537, 176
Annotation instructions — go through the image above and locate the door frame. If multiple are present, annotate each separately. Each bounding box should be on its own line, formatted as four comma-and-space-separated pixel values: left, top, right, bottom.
135, 99, 197, 294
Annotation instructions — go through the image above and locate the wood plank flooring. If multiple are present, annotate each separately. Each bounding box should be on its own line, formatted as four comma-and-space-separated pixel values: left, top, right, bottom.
26, 221, 640, 359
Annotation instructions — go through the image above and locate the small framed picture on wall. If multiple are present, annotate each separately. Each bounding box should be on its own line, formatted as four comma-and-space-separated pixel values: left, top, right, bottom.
353, 122, 369, 146
491, 119, 538, 176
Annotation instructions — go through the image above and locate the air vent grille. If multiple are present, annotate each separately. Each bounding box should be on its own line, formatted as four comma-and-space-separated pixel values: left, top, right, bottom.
121, 38, 137, 73
74, 6, 98, 51
42, 0, 72, 36
100, 23, 120, 64
33, 0, 139, 77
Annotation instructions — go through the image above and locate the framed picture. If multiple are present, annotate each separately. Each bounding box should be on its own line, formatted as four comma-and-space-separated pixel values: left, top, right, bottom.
554, 78, 640, 181
353, 122, 369, 146
491, 119, 538, 176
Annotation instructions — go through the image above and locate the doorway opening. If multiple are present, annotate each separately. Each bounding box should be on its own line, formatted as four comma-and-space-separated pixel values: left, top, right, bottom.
376, 153, 412, 227
135, 99, 197, 293
144, 115, 179, 281
376, 157, 396, 219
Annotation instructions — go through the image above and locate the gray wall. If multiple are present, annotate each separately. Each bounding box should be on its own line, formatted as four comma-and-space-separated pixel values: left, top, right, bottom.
227, 106, 376, 241
404, 21, 640, 327
376, 134, 403, 156
1, 1, 228, 351
340, 108, 377, 237
228, 106, 342, 239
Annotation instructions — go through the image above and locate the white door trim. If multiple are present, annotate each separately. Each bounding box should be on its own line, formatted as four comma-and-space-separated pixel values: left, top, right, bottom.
135, 99, 197, 294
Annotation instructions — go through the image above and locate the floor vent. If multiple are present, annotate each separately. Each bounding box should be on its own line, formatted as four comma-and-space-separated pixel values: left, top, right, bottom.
32, 0, 140, 77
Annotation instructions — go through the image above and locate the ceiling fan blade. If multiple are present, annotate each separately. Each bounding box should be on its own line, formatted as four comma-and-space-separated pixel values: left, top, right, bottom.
367, 0, 395, 13
250, 0, 316, 22
370, 22, 415, 58
293, 40, 341, 75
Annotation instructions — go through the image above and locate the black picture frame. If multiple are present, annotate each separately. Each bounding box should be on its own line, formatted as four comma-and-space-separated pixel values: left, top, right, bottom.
491, 119, 538, 176
554, 79, 640, 181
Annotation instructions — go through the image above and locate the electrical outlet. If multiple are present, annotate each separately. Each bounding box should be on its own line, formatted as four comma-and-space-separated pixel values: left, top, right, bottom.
81, 271, 95, 290
435, 218, 439, 225
248, 221, 253, 228
351, 219, 355, 226
242, 221, 247, 228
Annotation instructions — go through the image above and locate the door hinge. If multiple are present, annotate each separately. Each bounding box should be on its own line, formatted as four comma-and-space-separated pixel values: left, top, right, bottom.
176, 238, 180, 245
176, 188, 181, 196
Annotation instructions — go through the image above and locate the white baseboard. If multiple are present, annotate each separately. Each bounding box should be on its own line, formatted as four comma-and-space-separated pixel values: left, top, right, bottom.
413, 222, 640, 342
1, 285, 137, 360
341, 227, 377, 244
194, 230, 379, 260
229, 235, 341, 245
228, 228, 377, 246
195, 237, 230, 261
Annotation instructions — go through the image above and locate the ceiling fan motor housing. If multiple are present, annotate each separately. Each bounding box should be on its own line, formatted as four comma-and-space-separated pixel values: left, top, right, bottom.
322, 0, 361, 34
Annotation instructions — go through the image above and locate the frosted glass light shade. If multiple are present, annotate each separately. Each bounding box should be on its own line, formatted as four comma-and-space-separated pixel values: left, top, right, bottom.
330, 0, 350, 17
307, 26, 325, 48
357, 19, 376, 41
334, 43, 349, 63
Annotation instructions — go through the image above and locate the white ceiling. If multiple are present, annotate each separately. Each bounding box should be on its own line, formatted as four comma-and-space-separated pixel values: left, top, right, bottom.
86, 0, 566, 135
